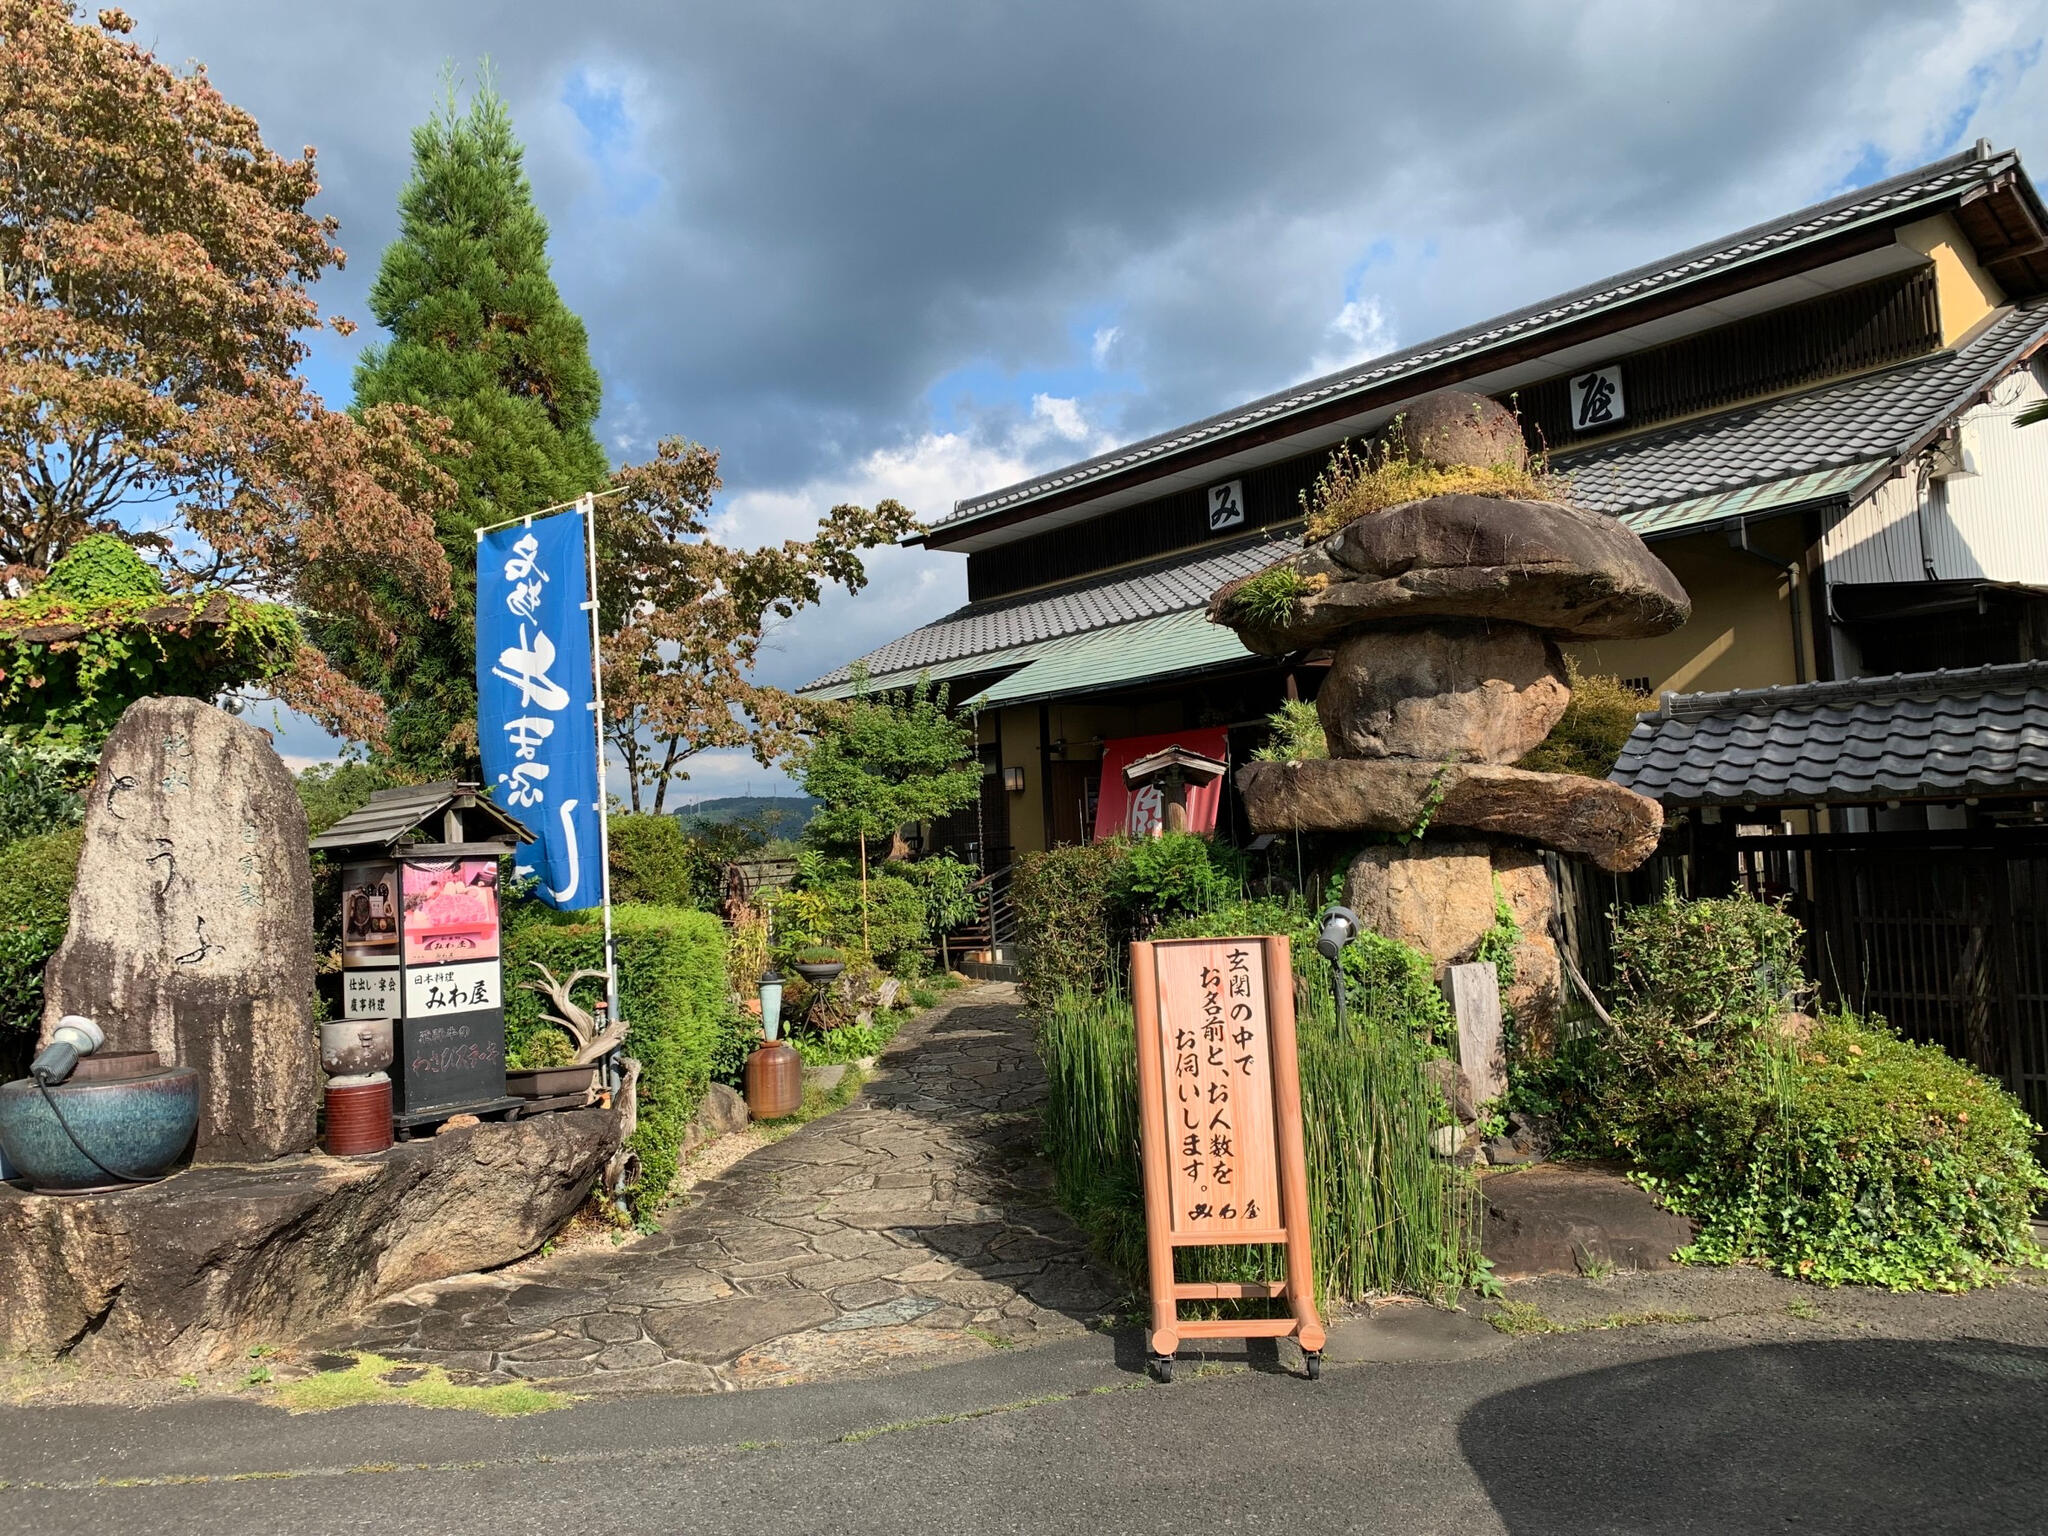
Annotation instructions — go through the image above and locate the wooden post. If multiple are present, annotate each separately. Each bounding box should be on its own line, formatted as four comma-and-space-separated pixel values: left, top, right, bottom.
1264, 934, 1325, 1355
1130, 941, 1181, 1359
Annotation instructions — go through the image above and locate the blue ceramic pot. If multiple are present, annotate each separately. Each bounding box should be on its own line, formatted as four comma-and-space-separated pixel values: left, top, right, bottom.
0, 1056, 200, 1193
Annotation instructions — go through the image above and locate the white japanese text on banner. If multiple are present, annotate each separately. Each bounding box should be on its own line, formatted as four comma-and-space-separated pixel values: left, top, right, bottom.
476, 510, 601, 909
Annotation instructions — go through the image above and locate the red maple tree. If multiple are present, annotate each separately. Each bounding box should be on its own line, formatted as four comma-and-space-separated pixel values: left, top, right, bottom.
0, 2, 457, 742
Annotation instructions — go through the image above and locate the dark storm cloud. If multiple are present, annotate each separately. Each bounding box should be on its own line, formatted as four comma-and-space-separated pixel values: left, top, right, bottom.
132, 0, 2031, 498
122, 0, 2048, 782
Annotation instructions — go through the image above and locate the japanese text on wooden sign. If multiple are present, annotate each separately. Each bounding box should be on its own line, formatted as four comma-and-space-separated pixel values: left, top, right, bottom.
1155, 940, 1280, 1237
1131, 934, 1323, 1366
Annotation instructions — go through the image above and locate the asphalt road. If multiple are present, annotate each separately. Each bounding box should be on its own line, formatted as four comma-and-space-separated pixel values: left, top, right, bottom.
5, 1291, 2046, 1535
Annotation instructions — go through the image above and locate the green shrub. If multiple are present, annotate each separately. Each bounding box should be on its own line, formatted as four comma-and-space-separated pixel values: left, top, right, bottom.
1516, 662, 1652, 778
771, 874, 926, 974
1610, 884, 1808, 1066
1631, 1015, 2046, 1289
1012, 841, 1132, 1011
1249, 699, 1328, 763
502, 902, 728, 1219
710, 1005, 763, 1090
0, 826, 81, 1074
1113, 831, 1239, 920
793, 1016, 892, 1065
607, 814, 697, 907
893, 854, 978, 937
1542, 888, 2043, 1291
0, 741, 83, 845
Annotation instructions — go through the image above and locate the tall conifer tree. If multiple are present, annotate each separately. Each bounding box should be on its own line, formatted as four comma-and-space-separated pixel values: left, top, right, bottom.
335, 78, 609, 771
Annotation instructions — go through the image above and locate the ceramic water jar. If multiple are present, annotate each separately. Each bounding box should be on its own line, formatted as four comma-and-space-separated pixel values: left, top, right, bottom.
0, 1052, 200, 1192
319, 1019, 395, 1077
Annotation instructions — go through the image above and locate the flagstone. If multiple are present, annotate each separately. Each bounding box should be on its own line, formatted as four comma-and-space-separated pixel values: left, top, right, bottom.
305, 986, 1117, 1394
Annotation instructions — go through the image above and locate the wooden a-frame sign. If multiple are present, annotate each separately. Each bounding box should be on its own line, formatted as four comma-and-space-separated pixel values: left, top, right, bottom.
1132, 934, 1325, 1378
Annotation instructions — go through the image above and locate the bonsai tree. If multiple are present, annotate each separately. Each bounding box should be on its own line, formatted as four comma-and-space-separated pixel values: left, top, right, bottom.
0, 536, 301, 760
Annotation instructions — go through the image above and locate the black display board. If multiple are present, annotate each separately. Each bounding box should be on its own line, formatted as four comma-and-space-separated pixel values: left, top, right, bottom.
393, 854, 510, 1120
396, 1008, 506, 1114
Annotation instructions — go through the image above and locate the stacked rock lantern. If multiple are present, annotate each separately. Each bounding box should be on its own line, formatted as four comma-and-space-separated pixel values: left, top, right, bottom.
1210, 391, 1689, 1040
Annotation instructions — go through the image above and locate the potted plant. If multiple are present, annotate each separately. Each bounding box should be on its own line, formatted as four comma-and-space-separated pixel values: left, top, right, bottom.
507, 964, 626, 1103
789, 944, 846, 987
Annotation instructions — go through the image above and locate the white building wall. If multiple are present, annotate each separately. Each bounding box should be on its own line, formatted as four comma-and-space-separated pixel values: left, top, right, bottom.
1824, 358, 2048, 585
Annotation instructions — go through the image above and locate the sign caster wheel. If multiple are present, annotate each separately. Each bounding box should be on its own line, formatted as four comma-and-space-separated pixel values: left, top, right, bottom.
1147, 1353, 1176, 1383
1303, 1351, 1323, 1381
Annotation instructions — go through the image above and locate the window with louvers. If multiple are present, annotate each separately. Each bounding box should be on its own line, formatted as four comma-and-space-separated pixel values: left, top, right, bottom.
1513, 267, 1940, 449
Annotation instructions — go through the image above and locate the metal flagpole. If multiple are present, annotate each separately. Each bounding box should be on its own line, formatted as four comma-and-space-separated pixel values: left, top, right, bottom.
577, 492, 620, 1023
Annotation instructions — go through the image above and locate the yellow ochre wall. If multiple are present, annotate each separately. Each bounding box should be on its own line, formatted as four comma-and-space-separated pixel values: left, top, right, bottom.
1566, 521, 1818, 697
1897, 213, 2008, 346
980, 697, 1186, 854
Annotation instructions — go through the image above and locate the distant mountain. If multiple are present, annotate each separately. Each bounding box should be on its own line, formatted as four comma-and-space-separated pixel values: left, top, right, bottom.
672, 795, 818, 835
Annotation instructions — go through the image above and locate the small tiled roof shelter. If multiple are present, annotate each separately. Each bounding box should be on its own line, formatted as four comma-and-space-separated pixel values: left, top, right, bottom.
1610, 663, 2048, 1126
1613, 661, 2048, 808
309, 782, 534, 857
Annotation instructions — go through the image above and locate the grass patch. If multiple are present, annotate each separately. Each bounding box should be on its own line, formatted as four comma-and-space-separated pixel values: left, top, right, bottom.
752, 1064, 867, 1143
1037, 945, 1480, 1307
1227, 566, 1317, 627
274, 1353, 568, 1417
1572, 1246, 1618, 1281
1487, 1301, 1702, 1337
1301, 439, 1567, 541
837, 1383, 1145, 1444
1786, 1296, 1823, 1321
1249, 698, 1329, 763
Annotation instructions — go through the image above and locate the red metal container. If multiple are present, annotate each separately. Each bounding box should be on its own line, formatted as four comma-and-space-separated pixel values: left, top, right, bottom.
744, 1041, 803, 1120
325, 1076, 394, 1156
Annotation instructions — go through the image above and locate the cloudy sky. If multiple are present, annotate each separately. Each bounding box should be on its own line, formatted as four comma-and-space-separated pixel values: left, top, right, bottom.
124, 0, 2048, 798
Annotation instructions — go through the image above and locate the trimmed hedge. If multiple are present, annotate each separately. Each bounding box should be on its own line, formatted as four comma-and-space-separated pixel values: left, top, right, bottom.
0, 825, 82, 1076
502, 901, 729, 1219
1012, 842, 1132, 1011
607, 813, 698, 908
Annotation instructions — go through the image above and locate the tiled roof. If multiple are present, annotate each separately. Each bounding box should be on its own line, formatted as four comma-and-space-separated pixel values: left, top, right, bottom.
1562, 299, 2048, 522
800, 534, 1288, 691
964, 607, 1253, 708
808, 302, 2048, 696
1612, 661, 2048, 806
307, 782, 533, 851
942, 148, 2020, 530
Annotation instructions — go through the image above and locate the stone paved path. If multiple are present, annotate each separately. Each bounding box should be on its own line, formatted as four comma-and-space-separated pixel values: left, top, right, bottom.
299, 985, 1118, 1394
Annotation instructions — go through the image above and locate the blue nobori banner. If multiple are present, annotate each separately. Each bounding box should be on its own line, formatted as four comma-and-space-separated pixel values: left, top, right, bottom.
476, 509, 602, 909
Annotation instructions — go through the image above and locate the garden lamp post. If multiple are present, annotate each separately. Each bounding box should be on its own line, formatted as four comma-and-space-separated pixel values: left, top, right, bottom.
1314, 905, 1360, 1031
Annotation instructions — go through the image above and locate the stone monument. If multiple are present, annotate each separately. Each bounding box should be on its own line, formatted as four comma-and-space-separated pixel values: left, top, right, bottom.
1210, 390, 1688, 1039
40, 696, 318, 1161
